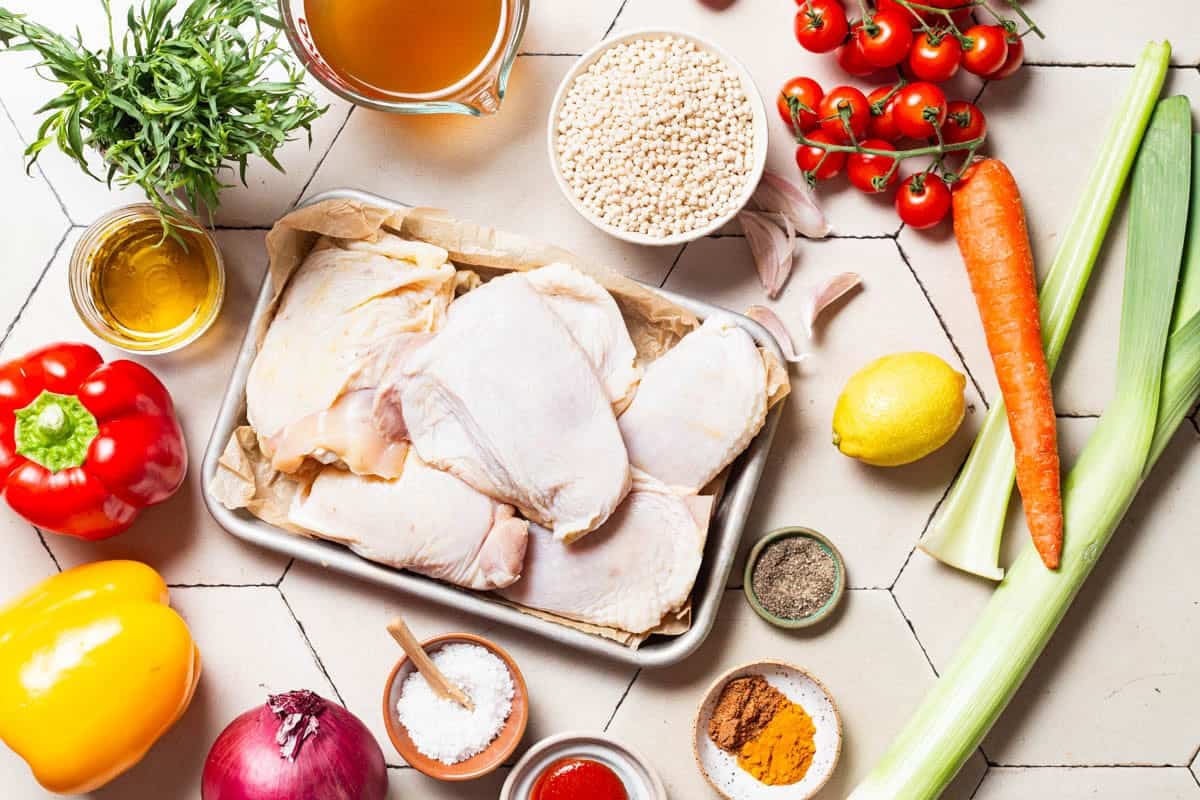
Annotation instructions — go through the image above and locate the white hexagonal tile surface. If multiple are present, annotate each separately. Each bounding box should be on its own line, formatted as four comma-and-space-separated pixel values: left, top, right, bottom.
973, 766, 1200, 799
0, 229, 288, 585
896, 420, 1200, 766
605, 590, 987, 799
1, 2, 1198, 799
660, 235, 985, 588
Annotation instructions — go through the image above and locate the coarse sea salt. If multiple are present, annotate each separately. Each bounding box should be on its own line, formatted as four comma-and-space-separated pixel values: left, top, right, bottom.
396, 643, 515, 765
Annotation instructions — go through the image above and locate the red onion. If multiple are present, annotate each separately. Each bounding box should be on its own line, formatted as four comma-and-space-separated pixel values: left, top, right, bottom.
202, 690, 387, 800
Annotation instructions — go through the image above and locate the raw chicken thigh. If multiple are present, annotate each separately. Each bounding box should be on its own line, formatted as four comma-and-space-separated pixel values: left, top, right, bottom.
498, 478, 711, 633
379, 272, 631, 542
288, 451, 528, 590
246, 233, 454, 477
618, 317, 767, 493
525, 263, 641, 408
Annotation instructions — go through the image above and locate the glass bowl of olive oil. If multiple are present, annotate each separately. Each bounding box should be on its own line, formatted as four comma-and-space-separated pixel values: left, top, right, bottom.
69, 204, 225, 354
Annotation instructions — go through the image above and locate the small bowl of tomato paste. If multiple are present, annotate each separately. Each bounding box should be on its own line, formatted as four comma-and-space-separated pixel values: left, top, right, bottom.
501, 731, 666, 800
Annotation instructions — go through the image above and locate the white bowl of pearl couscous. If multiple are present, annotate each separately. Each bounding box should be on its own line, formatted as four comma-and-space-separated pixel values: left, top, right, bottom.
549, 29, 769, 246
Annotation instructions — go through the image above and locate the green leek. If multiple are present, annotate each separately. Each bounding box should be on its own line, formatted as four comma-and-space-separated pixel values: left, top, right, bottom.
919, 41, 1173, 579
850, 95, 1195, 800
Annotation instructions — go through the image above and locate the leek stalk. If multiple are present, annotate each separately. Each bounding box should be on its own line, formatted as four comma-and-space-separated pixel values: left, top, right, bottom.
850, 96, 1195, 800
919, 42, 1173, 579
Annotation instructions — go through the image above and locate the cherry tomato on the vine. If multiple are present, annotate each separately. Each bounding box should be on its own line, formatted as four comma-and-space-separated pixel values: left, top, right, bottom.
987, 34, 1025, 79
894, 81, 948, 139
907, 30, 962, 82
942, 100, 986, 145
961, 25, 1009, 76
818, 85, 872, 143
854, 9, 913, 68
777, 76, 825, 132
847, 139, 899, 194
837, 24, 877, 77
866, 86, 903, 142
896, 173, 952, 228
794, 0, 850, 54
795, 129, 847, 180
877, 0, 970, 27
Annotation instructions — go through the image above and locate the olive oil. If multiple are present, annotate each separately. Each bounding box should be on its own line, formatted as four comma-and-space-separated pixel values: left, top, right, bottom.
303, 0, 505, 97
70, 207, 225, 353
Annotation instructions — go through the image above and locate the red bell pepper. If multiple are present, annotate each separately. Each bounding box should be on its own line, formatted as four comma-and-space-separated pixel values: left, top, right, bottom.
0, 343, 187, 540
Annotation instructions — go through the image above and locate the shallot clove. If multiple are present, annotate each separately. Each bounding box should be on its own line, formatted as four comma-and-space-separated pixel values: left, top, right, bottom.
739, 210, 795, 300
801, 272, 862, 338
752, 170, 832, 239
746, 305, 809, 364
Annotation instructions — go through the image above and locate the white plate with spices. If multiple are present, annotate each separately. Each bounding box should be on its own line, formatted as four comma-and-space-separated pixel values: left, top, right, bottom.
547, 28, 768, 246
693, 661, 841, 800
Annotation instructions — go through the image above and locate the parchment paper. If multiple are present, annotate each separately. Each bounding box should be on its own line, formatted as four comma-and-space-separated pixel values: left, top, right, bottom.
212, 198, 790, 647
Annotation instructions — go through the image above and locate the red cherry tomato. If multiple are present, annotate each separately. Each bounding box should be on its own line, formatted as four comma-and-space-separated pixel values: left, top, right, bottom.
796, 129, 847, 180
894, 81, 947, 139
961, 25, 1009, 76
866, 86, 903, 142
896, 174, 952, 229
847, 139, 899, 194
794, 0, 850, 54
818, 85, 871, 143
777, 76, 825, 132
987, 34, 1025, 79
837, 24, 877, 77
907, 30, 962, 82
854, 9, 913, 68
942, 100, 986, 145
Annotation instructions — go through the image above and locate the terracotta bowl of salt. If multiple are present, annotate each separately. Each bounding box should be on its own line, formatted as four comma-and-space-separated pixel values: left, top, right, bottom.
382, 632, 529, 781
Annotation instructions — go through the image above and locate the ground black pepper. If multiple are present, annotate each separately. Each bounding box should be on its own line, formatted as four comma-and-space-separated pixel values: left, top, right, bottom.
751, 536, 837, 619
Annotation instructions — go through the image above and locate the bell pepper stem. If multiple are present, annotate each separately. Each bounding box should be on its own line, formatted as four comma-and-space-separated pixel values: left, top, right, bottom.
14, 391, 100, 473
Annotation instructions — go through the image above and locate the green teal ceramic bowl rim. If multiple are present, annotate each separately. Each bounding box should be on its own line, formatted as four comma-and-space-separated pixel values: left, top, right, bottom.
743, 527, 846, 629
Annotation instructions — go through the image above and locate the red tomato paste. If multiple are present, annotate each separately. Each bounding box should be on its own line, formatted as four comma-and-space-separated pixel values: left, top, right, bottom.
531, 758, 629, 800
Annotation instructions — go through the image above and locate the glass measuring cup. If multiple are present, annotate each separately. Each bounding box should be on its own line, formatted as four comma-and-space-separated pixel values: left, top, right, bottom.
279, 0, 529, 116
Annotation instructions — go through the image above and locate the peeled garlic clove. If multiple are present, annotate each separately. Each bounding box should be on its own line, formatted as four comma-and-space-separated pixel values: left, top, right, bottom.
752, 170, 832, 239
801, 272, 862, 338
739, 210, 794, 300
746, 305, 808, 364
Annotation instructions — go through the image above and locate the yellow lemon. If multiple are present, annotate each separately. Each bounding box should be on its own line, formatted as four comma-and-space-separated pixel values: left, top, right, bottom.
833, 352, 966, 467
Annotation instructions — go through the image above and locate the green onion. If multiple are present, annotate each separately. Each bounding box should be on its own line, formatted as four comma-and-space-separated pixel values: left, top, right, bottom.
919, 42, 1173, 579
850, 95, 1195, 800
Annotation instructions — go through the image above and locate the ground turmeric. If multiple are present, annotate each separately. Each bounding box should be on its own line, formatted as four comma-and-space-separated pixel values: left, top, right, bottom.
736, 700, 816, 786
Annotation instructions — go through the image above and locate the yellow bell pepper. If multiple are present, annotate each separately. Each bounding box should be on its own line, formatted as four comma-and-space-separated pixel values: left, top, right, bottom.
0, 560, 200, 794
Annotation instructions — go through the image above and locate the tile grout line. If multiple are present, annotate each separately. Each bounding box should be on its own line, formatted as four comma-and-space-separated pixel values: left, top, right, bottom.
34, 528, 62, 572
275, 586, 348, 707
275, 557, 296, 587
887, 447, 968, 590
0, 226, 71, 353
887, 587, 940, 679
518, 52, 582, 57
603, 0, 631, 39
602, 668, 642, 732
0, 95, 76, 226
1025, 61, 1200, 70
966, 760, 989, 799
169, 582, 280, 589
658, 242, 689, 288
289, 105, 356, 209
893, 238, 991, 409
988, 762, 1197, 769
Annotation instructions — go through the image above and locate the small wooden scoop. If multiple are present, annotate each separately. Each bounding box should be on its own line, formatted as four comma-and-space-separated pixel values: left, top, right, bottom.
386, 617, 474, 712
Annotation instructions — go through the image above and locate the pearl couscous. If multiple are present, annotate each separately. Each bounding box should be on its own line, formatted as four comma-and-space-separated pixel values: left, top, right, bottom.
555, 36, 756, 239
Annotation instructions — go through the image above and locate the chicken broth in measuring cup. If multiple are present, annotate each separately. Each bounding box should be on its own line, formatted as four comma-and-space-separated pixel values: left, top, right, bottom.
303, 0, 507, 98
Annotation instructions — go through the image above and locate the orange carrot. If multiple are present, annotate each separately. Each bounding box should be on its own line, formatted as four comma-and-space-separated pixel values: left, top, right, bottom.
952, 158, 1063, 569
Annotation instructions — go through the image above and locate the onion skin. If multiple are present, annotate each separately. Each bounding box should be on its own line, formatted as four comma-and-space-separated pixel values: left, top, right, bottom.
201, 691, 387, 800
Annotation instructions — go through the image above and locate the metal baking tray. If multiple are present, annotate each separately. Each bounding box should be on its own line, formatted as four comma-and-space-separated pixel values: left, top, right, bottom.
201, 188, 785, 668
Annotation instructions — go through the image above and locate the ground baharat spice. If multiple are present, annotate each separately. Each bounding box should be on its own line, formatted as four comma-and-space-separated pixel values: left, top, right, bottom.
707, 675, 787, 752
751, 536, 837, 619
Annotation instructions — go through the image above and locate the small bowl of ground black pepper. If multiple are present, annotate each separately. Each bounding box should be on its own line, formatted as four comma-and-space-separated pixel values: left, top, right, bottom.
744, 528, 846, 629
